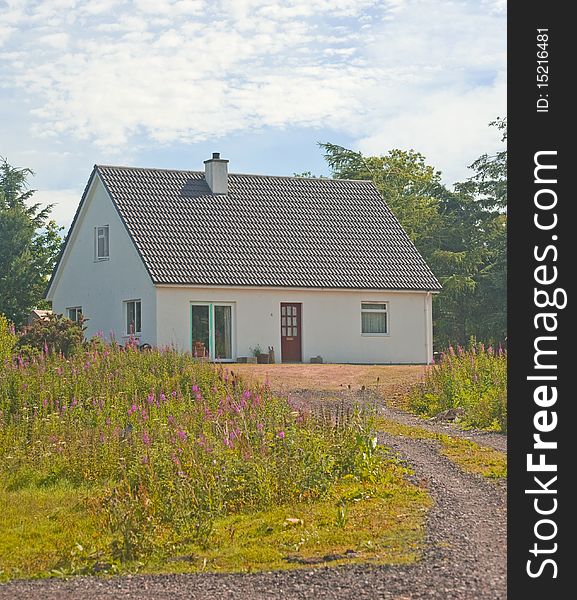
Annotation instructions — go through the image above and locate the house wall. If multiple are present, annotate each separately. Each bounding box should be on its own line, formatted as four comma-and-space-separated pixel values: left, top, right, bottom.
47, 175, 157, 344
156, 286, 433, 364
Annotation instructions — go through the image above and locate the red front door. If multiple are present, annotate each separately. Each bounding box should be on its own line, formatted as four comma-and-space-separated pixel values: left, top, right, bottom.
280, 303, 302, 363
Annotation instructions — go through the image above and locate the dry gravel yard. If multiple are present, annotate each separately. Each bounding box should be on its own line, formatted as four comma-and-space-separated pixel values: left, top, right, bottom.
0, 364, 506, 600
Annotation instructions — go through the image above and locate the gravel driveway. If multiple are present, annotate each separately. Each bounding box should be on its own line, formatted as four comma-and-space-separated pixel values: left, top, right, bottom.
0, 394, 506, 600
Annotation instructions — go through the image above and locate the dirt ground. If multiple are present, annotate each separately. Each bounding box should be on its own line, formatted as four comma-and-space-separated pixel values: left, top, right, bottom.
228, 363, 428, 401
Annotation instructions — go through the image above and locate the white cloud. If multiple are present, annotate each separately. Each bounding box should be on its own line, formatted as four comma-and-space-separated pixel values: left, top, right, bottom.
2, 0, 505, 216
357, 72, 507, 185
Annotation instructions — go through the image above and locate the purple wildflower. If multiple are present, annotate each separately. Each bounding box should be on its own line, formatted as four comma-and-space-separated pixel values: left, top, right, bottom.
277, 430, 285, 439
142, 431, 151, 446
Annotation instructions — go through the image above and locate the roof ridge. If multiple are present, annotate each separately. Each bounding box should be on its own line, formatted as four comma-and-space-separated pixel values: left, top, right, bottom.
95, 164, 372, 184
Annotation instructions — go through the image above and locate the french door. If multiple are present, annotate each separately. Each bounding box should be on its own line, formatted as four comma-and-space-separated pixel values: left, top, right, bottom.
190, 303, 234, 360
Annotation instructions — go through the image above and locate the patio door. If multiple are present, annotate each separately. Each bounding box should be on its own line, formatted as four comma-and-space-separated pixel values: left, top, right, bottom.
191, 303, 233, 360
280, 303, 302, 363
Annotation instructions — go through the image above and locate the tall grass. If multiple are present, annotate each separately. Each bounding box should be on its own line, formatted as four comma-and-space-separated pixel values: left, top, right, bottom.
0, 343, 383, 562
408, 342, 507, 432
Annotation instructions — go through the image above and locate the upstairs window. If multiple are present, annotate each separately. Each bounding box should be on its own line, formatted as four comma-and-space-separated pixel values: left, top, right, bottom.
125, 300, 141, 335
95, 225, 109, 260
67, 307, 83, 323
361, 302, 388, 335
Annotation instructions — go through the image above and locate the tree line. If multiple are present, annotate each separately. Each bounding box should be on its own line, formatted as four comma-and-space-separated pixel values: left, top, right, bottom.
1, 120, 506, 349
311, 118, 507, 348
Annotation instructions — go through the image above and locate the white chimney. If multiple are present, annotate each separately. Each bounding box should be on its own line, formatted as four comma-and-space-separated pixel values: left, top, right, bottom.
204, 152, 229, 194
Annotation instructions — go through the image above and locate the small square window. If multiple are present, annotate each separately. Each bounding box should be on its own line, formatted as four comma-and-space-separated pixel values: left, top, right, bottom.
125, 300, 141, 335
95, 226, 109, 260
67, 307, 83, 323
361, 302, 388, 335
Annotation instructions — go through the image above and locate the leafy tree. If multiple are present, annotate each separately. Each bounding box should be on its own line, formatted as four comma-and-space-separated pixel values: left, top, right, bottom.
437, 118, 507, 346
0, 158, 63, 327
16, 313, 85, 358
319, 121, 507, 349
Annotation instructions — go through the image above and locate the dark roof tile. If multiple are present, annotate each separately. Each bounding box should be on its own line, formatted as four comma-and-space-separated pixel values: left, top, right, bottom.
94, 166, 441, 291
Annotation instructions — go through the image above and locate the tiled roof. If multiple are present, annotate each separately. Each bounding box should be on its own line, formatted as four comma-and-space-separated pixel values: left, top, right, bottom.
94, 166, 441, 291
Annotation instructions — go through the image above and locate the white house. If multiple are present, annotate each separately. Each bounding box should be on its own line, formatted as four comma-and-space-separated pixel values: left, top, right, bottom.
46, 154, 441, 364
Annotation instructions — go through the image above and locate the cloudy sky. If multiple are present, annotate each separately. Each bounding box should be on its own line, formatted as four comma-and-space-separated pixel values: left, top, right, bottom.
1, 0, 506, 230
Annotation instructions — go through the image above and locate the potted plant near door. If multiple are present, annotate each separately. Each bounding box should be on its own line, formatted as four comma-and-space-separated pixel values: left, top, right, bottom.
250, 344, 269, 364
193, 341, 206, 358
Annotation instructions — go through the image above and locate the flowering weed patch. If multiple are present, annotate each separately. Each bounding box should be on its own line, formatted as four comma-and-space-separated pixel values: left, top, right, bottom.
408, 342, 507, 431
0, 345, 429, 579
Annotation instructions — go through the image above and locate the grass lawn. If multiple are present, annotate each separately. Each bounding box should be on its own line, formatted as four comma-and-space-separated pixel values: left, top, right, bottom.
0, 470, 430, 580
376, 419, 507, 479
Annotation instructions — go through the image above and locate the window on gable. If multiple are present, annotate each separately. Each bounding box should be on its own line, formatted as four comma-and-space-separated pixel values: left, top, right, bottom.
361, 302, 388, 335
67, 307, 83, 323
95, 225, 109, 260
125, 300, 141, 335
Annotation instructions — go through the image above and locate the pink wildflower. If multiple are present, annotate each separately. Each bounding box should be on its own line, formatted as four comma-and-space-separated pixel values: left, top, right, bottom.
277, 430, 285, 439
177, 429, 187, 442
142, 431, 151, 446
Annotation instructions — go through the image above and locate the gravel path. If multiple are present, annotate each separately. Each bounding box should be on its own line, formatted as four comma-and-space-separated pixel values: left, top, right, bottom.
0, 398, 507, 600
379, 404, 507, 453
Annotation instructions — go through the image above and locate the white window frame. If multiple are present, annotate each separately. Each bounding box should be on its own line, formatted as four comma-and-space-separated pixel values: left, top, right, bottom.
124, 299, 142, 336
190, 301, 235, 362
360, 301, 389, 336
67, 306, 83, 323
95, 225, 110, 261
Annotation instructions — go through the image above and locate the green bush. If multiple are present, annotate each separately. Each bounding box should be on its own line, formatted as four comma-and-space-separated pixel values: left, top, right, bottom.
408, 341, 507, 431
15, 313, 85, 358
0, 314, 17, 363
